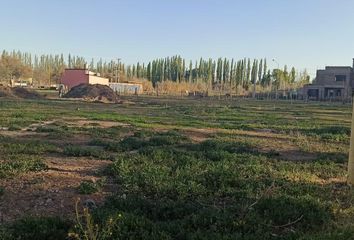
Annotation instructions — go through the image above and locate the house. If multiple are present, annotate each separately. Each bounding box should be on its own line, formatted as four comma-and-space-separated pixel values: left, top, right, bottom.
60, 69, 109, 89
303, 59, 354, 100
12, 77, 33, 87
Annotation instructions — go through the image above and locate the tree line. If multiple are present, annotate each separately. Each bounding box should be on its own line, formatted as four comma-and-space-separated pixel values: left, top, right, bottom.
0, 50, 310, 94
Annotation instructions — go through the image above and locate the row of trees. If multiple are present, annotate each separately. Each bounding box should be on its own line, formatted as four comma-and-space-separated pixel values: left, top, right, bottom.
0, 50, 310, 94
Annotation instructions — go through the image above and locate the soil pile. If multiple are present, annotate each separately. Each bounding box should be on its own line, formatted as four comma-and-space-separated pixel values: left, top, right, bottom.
0, 86, 42, 99
12, 87, 42, 99
64, 84, 120, 103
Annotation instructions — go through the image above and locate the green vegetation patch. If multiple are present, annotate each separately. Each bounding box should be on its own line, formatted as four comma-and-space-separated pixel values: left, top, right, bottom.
63, 145, 113, 160
0, 138, 51, 178
0, 98, 352, 239
0, 155, 47, 178
0, 217, 71, 240
77, 178, 106, 194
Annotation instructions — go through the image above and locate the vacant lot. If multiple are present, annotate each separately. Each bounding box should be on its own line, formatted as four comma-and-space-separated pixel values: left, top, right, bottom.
0, 96, 353, 239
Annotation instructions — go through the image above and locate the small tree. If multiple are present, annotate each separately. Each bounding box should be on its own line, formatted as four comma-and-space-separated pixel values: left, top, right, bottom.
0, 55, 31, 86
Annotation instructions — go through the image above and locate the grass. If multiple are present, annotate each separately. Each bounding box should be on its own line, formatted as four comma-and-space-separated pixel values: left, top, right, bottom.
63, 145, 113, 160
0, 217, 71, 240
0, 96, 352, 239
0, 138, 52, 178
78, 178, 106, 194
0, 155, 47, 178
97, 133, 347, 239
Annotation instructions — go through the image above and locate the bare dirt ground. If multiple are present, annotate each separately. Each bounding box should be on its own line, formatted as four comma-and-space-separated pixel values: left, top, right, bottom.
181, 128, 216, 142
0, 156, 116, 223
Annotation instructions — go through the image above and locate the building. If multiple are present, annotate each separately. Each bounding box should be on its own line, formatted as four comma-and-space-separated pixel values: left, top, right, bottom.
60, 69, 109, 89
12, 77, 33, 87
303, 59, 354, 100
109, 82, 143, 95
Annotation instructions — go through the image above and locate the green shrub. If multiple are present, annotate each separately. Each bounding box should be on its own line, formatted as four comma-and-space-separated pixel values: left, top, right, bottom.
254, 195, 332, 231
196, 139, 258, 155
88, 138, 110, 147
0, 141, 57, 155
119, 136, 146, 151
63, 146, 110, 159
77, 179, 105, 194
8, 125, 22, 131
316, 152, 347, 164
303, 126, 350, 142
36, 125, 68, 133
108, 213, 171, 240
148, 131, 189, 146
107, 131, 189, 152
0, 155, 47, 178
6, 217, 71, 240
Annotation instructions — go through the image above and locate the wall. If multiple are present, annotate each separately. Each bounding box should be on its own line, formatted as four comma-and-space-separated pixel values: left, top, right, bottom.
60, 69, 88, 89
88, 75, 109, 86
315, 67, 351, 87
109, 83, 143, 94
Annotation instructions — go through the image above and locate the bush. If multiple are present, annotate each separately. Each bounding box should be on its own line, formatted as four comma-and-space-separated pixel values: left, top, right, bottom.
118, 136, 146, 151
8, 125, 21, 131
36, 125, 68, 133
88, 138, 110, 147
0, 141, 57, 155
6, 217, 71, 240
0, 155, 47, 178
106, 131, 189, 152
197, 139, 257, 155
148, 131, 189, 146
63, 146, 111, 160
254, 195, 332, 231
77, 178, 105, 194
303, 126, 350, 142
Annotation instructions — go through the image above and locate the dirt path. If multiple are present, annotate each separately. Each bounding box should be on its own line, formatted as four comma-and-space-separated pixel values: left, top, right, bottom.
0, 156, 116, 223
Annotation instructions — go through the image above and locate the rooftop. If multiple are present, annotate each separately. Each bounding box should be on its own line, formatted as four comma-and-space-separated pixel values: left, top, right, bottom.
325, 66, 352, 69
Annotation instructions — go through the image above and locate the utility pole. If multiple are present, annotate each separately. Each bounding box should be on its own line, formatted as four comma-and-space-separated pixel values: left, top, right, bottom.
49, 65, 51, 88
116, 58, 121, 83
272, 59, 280, 100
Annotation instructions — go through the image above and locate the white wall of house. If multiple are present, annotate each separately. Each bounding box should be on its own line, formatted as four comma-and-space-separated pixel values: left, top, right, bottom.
88, 75, 109, 86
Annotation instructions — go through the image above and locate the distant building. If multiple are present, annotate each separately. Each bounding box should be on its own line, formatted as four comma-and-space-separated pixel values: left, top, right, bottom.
109, 82, 143, 95
60, 69, 109, 89
303, 59, 354, 100
12, 77, 33, 87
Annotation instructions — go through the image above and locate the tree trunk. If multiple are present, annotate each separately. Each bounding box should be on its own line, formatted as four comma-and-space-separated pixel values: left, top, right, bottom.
252, 80, 256, 99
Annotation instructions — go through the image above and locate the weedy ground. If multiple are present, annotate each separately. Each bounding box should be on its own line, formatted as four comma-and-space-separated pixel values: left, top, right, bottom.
0, 96, 353, 239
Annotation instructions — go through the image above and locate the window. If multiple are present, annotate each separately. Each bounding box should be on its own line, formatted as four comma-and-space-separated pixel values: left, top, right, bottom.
336, 89, 341, 97
335, 75, 346, 81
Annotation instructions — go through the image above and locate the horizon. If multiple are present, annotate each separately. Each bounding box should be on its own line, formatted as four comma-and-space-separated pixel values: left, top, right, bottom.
2, 0, 354, 77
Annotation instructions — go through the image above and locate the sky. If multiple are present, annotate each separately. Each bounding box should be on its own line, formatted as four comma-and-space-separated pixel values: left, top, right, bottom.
1, 0, 354, 77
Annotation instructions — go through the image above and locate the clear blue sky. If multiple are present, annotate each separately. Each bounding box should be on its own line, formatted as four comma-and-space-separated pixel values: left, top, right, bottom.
1, 0, 354, 77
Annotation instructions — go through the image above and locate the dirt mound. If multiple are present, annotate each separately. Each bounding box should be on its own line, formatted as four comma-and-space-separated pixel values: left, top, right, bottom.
64, 84, 120, 103
0, 86, 13, 97
12, 87, 42, 99
0, 86, 42, 99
